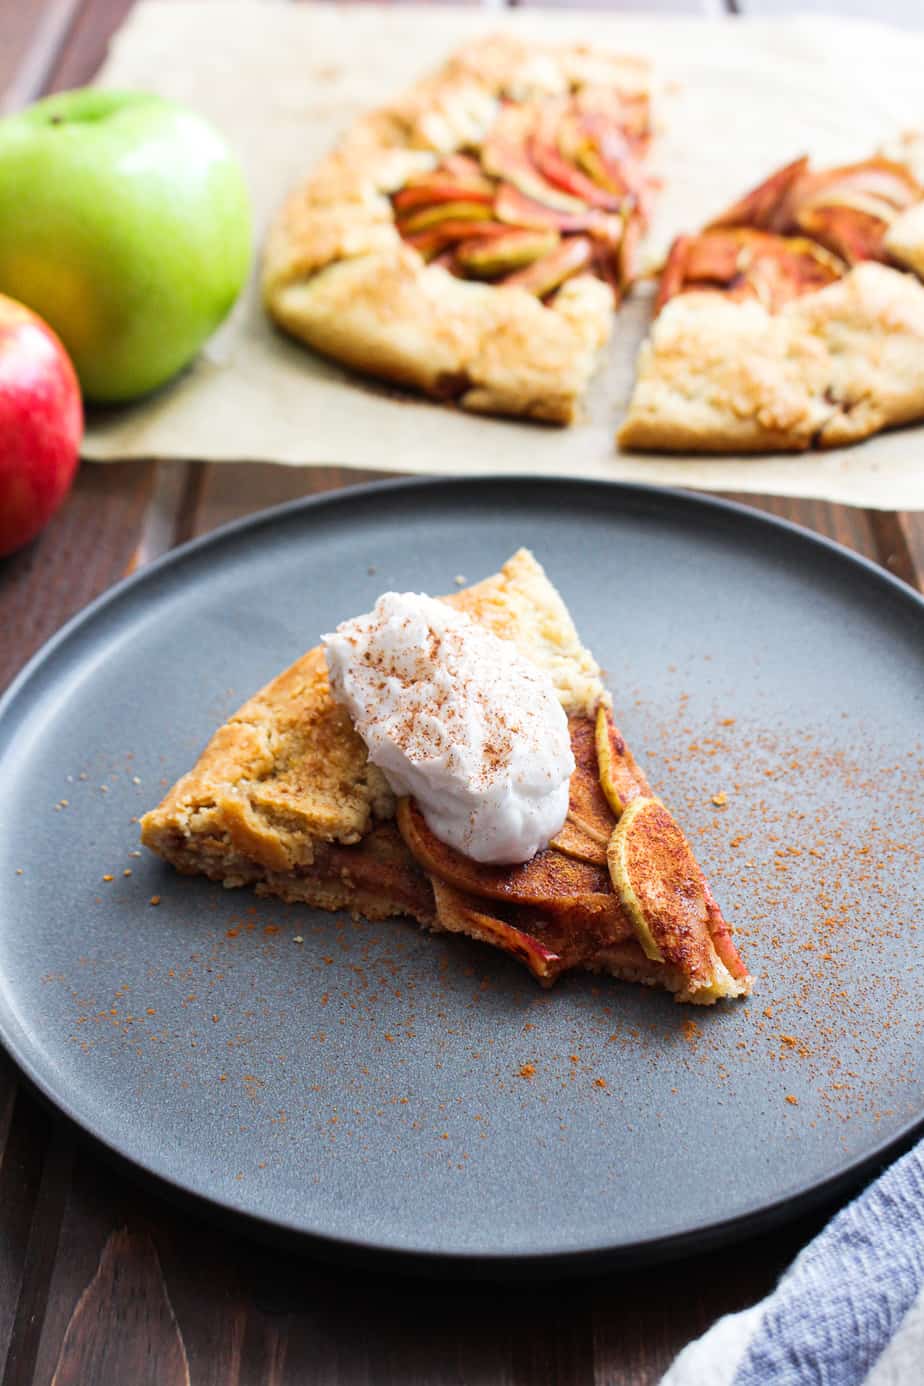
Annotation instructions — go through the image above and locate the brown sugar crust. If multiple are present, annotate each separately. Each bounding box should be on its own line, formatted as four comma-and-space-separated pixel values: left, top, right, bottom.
262, 36, 651, 424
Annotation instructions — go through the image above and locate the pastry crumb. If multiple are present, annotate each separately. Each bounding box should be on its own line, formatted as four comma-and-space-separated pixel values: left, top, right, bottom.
149, 895, 161, 906
518, 1063, 536, 1079
711, 791, 728, 807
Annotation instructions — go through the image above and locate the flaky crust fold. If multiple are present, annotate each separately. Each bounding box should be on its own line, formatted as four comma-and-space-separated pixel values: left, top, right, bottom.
619, 262, 924, 453
263, 36, 649, 424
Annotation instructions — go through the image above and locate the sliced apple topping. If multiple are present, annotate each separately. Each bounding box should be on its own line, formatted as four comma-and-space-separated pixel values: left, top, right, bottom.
655, 227, 846, 315
480, 104, 590, 215
606, 796, 749, 1001
396, 797, 626, 933
455, 228, 559, 278
493, 183, 605, 235
396, 200, 494, 235
707, 156, 923, 267
504, 237, 594, 297
389, 89, 654, 300
404, 219, 514, 262
549, 715, 617, 866
394, 707, 747, 1002
707, 156, 810, 234
595, 704, 651, 816
392, 182, 495, 216
431, 878, 566, 985
529, 99, 625, 210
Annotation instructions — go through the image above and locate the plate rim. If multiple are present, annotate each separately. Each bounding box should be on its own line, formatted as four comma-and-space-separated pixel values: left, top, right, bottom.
2, 473, 923, 1271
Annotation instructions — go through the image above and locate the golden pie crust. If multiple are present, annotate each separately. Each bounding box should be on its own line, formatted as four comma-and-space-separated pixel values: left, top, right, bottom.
620, 263, 924, 453
262, 35, 651, 425
142, 551, 750, 1004
620, 148, 924, 454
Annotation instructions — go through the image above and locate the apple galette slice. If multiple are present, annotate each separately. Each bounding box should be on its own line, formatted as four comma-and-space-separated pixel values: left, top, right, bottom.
263, 35, 654, 425
619, 154, 924, 454
142, 550, 750, 1004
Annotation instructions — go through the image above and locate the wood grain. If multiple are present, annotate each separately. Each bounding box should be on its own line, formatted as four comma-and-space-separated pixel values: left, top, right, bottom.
48, 1228, 190, 1386
0, 0, 83, 113
190, 463, 394, 539
0, 460, 155, 695
25, 1154, 247, 1386
0, 1077, 53, 1384
42, 0, 138, 93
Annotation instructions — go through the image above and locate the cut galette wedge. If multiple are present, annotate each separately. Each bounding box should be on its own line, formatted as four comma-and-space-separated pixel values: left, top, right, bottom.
142, 549, 750, 1004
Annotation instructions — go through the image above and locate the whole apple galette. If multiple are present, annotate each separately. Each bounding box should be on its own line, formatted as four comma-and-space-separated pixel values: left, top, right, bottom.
142, 551, 750, 1005
262, 35, 654, 425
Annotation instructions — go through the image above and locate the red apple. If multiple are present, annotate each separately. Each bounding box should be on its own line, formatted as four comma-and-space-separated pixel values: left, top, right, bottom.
0, 294, 82, 558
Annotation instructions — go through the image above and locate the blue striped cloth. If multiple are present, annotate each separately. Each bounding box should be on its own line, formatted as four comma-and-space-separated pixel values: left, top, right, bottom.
662, 1139, 924, 1386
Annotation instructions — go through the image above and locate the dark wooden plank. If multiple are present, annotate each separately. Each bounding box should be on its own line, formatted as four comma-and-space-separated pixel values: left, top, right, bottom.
0, 1078, 55, 1385
239, 1273, 516, 1386
2, 1132, 74, 1386
866, 510, 923, 592
190, 463, 394, 539
0, 460, 155, 695
733, 0, 922, 26
0, 0, 83, 111
900, 511, 924, 590
25, 1153, 243, 1386
42, 0, 137, 94
0, 0, 165, 1376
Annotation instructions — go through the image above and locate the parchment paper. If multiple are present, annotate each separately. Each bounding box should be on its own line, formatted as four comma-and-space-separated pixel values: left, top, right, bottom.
85, 2, 924, 508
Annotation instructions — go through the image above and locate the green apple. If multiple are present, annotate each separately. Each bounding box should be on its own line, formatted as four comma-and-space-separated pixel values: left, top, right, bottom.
0, 89, 252, 402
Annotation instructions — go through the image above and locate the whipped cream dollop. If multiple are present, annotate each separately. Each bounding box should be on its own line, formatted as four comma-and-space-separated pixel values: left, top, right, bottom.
322, 592, 574, 865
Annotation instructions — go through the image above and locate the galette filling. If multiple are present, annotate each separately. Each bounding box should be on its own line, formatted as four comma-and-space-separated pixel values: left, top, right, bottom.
391, 90, 653, 301
657, 156, 923, 314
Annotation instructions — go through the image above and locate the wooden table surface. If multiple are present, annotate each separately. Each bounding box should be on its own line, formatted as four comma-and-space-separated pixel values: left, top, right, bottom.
2, 1, 924, 1382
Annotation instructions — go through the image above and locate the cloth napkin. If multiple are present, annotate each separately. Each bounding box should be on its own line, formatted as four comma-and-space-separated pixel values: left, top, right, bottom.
663, 1139, 924, 1386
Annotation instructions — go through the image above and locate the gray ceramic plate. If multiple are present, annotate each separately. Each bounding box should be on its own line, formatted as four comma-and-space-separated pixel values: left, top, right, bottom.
1, 477, 923, 1270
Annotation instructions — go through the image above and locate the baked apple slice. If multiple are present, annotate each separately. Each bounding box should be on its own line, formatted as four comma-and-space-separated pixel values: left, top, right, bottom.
607, 797, 750, 1002
595, 705, 651, 815
707, 156, 923, 266
504, 237, 594, 296
549, 715, 617, 866
397, 796, 626, 933
655, 227, 846, 314
455, 228, 559, 278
